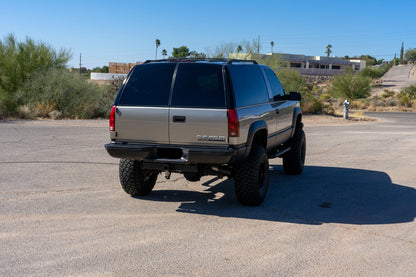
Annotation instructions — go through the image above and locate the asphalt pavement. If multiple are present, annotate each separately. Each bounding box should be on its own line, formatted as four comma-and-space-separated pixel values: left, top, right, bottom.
378, 64, 416, 93
0, 113, 415, 276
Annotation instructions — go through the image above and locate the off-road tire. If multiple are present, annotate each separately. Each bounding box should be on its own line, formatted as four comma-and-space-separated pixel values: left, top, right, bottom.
233, 144, 269, 206
283, 128, 306, 175
119, 159, 158, 196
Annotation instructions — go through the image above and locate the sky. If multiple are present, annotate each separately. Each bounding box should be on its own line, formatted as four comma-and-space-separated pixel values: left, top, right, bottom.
1, 0, 415, 69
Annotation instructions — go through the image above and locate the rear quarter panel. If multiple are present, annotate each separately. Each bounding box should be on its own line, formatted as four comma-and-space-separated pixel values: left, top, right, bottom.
231, 103, 277, 151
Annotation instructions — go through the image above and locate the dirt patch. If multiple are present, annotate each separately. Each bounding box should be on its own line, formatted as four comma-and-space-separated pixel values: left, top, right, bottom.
303, 113, 375, 126
411, 65, 416, 78
0, 119, 108, 127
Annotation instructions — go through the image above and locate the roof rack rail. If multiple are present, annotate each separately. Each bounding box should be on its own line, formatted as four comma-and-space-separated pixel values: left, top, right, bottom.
144, 58, 229, 64
227, 59, 258, 65
143, 58, 258, 64
143, 59, 170, 63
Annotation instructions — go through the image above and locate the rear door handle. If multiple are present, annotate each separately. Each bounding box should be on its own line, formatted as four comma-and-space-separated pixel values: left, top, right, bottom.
173, 116, 186, 123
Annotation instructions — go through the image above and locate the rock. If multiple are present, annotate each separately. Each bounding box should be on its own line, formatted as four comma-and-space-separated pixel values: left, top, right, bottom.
49, 110, 62, 120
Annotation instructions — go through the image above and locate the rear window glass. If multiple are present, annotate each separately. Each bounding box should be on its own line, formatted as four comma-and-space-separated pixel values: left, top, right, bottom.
118, 63, 176, 106
171, 63, 226, 108
228, 65, 269, 107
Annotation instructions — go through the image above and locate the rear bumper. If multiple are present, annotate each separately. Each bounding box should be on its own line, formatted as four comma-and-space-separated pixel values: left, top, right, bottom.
105, 142, 246, 165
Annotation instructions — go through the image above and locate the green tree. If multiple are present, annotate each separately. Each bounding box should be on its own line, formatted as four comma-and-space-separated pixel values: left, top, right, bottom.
359, 54, 377, 66
171, 46, 190, 58
325, 44, 332, 57
405, 48, 416, 63
345, 54, 379, 65
155, 39, 161, 59
0, 34, 71, 115
270, 41, 274, 53
189, 51, 206, 59
162, 49, 167, 59
91, 65, 109, 73
329, 69, 372, 100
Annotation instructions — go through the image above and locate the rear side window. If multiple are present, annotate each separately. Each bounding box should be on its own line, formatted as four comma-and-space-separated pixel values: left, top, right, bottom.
118, 63, 176, 106
264, 67, 285, 98
171, 63, 226, 108
228, 65, 269, 107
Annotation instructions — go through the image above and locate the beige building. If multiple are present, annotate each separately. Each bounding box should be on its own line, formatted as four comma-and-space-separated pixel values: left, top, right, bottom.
108, 62, 142, 74
229, 53, 366, 76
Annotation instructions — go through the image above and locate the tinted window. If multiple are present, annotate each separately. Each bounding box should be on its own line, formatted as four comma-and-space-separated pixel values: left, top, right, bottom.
228, 65, 269, 107
171, 63, 226, 108
264, 67, 285, 98
118, 63, 176, 106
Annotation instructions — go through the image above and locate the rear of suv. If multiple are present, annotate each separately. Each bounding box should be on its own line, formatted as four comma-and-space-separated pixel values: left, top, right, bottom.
105, 59, 305, 205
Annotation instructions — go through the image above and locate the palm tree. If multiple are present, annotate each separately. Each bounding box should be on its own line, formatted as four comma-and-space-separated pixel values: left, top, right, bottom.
155, 39, 161, 59
237, 45, 243, 54
162, 49, 167, 59
326, 44, 332, 57
271, 41, 275, 53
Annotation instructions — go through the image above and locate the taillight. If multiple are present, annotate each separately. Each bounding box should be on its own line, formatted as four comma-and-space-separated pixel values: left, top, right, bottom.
109, 106, 116, 131
227, 109, 239, 137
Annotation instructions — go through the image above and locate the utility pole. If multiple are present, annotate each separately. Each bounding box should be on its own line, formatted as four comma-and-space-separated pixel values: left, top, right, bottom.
79, 53, 82, 77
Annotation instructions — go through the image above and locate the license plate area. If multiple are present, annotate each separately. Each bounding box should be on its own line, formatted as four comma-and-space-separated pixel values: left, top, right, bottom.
156, 148, 183, 159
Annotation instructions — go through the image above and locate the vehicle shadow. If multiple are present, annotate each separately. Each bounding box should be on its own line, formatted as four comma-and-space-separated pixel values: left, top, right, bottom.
141, 165, 416, 225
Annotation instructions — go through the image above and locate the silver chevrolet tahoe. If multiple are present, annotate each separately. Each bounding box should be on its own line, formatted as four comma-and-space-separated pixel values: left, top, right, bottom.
105, 59, 305, 205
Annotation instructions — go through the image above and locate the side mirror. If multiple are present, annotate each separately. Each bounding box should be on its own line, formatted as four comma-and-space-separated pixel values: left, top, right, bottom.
289, 91, 301, 101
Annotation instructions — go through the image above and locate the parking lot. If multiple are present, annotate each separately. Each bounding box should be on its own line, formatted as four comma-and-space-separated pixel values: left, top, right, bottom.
1, 113, 415, 276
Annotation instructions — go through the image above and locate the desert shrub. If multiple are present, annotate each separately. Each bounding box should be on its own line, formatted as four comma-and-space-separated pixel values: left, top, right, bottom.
276, 68, 309, 94
17, 69, 116, 119
329, 70, 372, 100
360, 67, 383, 79
275, 68, 327, 113
32, 102, 57, 117
0, 34, 70, 116
381, 90, 395, 98
350, 99, 369, 109
386, 98, 398, 107
300, 87, 329, 114
397, 85, 416, 107
320, 93, 331, 101
301, 94, 323, 114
